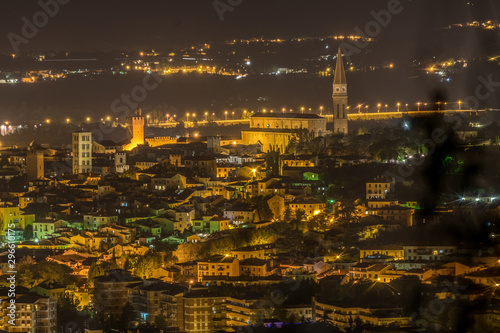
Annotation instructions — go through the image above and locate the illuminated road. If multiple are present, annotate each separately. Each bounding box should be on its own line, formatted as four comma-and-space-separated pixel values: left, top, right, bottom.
329, 109, 489, 121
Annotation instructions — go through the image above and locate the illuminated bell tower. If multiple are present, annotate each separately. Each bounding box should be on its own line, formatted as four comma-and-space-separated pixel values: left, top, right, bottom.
332, 47, 348, 134
126, 108, 145, 149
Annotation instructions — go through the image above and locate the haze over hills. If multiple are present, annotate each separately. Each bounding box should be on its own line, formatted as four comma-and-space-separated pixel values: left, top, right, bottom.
0, 0, 498, 122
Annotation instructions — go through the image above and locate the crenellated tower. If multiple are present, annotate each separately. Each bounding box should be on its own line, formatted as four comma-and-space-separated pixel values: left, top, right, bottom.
125, 108, 145, 149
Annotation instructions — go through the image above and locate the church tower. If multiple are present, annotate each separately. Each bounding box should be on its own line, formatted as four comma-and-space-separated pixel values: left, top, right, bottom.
332, 47, 348, 134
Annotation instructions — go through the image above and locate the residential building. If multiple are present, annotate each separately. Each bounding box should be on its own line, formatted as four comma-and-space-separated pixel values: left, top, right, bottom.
288, 195, 326, 218
197, 255, 240, 282
314, 299, 411, 329
94, 270, 142, 318
403, 245, 458, 261
0, 293, 57, 333
33, 218, 63, 240
83, 214, 119, 230
72, 131, 92, 174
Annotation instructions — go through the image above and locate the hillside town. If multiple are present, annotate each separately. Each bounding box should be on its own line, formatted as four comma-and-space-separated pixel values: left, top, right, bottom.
1, 44, 500, 333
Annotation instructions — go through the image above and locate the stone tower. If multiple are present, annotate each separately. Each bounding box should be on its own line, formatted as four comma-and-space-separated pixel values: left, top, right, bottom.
332, 47, 348, 134
26, 140, 44, 180
125, 108, 145, 149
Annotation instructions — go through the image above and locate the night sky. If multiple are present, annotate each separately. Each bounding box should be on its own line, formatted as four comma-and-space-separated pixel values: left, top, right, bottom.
0, 0, 497, 51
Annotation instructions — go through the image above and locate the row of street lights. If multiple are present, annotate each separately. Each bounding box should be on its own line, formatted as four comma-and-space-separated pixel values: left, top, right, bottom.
356, 101, 465, 113
45, 99, 470, 125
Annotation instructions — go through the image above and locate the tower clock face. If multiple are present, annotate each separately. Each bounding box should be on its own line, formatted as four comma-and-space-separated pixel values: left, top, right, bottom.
342, 87, 346, 92
335, 87, 340, 92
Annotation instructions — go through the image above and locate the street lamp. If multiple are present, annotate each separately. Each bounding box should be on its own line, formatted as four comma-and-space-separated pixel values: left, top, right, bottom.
458, 100, 462, 110
320, 106, 324, 114
301, 107, 305, 113
424, 103, 427, 110
364, 105, 369, 112
186, 113, 190, 122
377, 103, 381, 112
444, 102, 447, 110
282, 108, 286, 113
204, 111, 208, 122
232, 111, 235, 120
385, 104, 388, 112
405, 103, 408, 112
66, 118, 70, 124
358, 104, 362, 113
86, 117, 91, 122
417, 102, 421, 111
224, 111, 228, 120
397, 103, 400, 112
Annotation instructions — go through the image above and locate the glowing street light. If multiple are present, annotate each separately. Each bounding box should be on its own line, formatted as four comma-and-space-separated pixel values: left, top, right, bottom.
45, 119, 50, 124
232, 111, 235, 119
186, 113, 190, 122
301, 107, 305, 113
397, 103, 400, 112
86, 117, 91, 122
224, 110, 228, 120
385, 104, 388, 112
405, 103, 408, 111
458, 100, 462, 110
204, 111, 208, 121
357, 104, 362, 113
66, 118, 70, 124
417, 102, 421, 111
319, 106, 324, 114
282, 108, 286, 113
377, 103, 381, 112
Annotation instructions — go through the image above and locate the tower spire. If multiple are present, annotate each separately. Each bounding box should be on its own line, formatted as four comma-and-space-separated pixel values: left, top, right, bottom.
332, 47, 348, 134
333, 47, 346, 85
